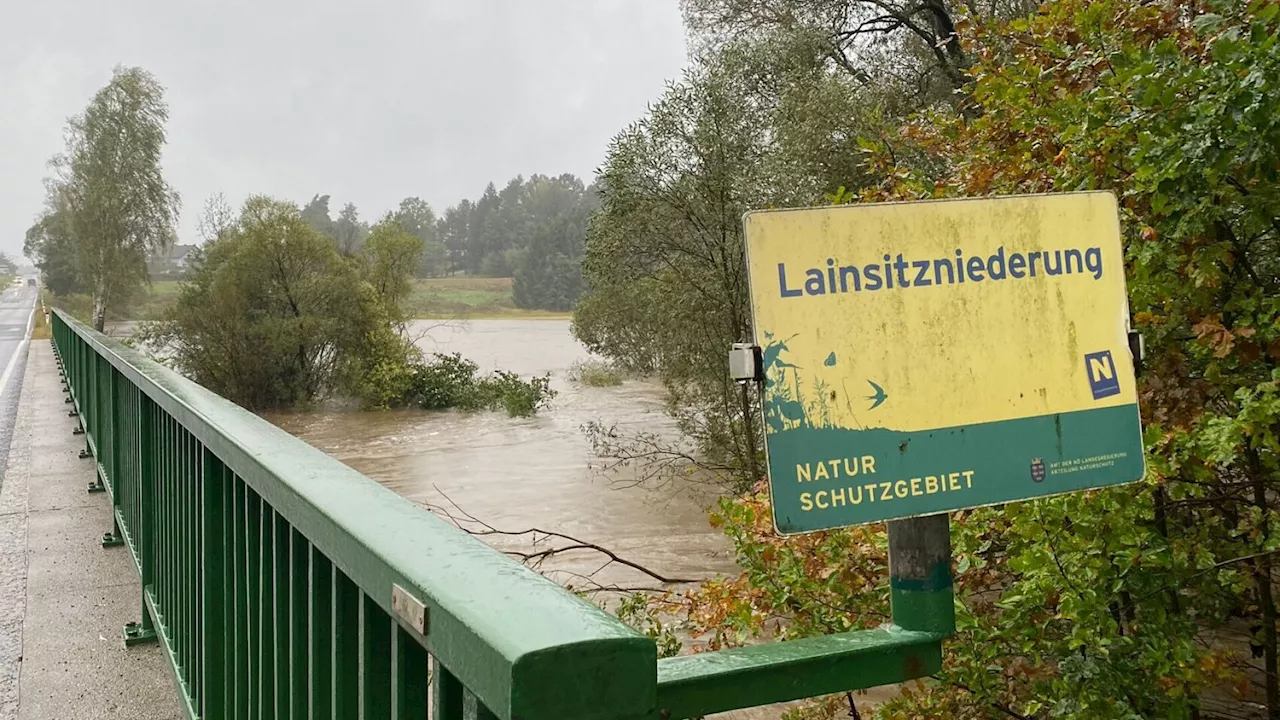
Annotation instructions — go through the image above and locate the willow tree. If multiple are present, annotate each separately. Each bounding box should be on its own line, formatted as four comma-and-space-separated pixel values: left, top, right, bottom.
55, 66, 179, 330
575, 39, 877, 490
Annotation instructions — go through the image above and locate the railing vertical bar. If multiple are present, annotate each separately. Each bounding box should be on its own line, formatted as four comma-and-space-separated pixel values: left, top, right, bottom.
178, 426, 188, 685
289, 529, 307, 720
332, 571, 359, 719
201, 447, 226, 720
168, 416, 178, 672
259, 504, 275, 717
358, 595, 392, 719
308, 546, 332, 720
140, 397, 155, 597
184, 427, 193, 685
391, 626, 428, 719
234, 475, 249, 719
274, 512, 289, 719
193, 435, 205, 709
245, 488, 261, 720
159, 412, 170, 637
172, 416, 180, 663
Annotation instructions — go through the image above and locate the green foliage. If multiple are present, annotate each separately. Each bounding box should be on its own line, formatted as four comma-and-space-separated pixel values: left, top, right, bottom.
613, 593, 682, 659
567, 359, 624, 387
360, 219, 423, 323
334, 202, 368, 256
24, 202, 85, 297
400, 352, 556, 418
141, 195, 389, 410
141, 195, 553, 417
49, 66, 180, 330
510, 175, 598, 311
300, 194, 335, 239
296, 174, 595, 311
574, 37, 893, 490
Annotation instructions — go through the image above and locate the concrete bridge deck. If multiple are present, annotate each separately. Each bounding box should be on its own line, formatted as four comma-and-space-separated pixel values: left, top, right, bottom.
0, 341, 181, 719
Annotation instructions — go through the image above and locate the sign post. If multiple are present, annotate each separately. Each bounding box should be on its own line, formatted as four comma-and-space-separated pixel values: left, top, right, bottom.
742, 191, 1145, 534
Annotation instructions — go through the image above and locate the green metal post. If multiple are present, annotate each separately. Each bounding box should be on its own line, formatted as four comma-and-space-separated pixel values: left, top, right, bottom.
201, 451, 227, 720
125, 397, 158, 646
887, 513, 956, 636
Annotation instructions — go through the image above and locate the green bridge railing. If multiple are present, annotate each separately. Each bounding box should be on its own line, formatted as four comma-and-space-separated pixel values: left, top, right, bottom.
51, 308, 952, 719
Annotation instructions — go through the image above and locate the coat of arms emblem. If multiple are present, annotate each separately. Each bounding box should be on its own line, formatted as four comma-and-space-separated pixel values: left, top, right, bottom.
1030, 458, 1047, 483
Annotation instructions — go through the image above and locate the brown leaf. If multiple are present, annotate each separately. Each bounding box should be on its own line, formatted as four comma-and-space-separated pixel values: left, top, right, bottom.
1237, 343, 1261, 363
1268, 339, 1280, 362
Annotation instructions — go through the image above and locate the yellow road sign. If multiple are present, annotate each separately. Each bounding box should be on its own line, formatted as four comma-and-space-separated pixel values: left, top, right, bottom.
744, 192, 1145, 534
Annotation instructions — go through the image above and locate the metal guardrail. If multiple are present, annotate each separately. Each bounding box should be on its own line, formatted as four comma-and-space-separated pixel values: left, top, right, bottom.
51, 308, 951, 719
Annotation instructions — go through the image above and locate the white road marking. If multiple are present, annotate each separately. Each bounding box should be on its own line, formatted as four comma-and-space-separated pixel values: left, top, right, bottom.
0, 297, 36, 398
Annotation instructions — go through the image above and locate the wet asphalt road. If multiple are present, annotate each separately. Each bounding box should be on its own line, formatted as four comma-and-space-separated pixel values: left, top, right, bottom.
0, 283, 37, 495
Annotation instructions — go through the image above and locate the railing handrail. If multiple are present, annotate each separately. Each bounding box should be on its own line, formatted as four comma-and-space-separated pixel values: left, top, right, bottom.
53, 309, 657, 718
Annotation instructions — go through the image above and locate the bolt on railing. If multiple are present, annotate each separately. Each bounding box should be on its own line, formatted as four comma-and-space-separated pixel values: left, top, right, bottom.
52, 308, 951, 720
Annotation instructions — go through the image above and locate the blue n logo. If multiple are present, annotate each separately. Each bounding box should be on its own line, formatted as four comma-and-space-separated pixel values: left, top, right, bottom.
1084, 350, 1121, 400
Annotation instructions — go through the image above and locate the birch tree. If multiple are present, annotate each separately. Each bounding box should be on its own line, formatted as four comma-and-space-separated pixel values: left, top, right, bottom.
55, 66, 179, 330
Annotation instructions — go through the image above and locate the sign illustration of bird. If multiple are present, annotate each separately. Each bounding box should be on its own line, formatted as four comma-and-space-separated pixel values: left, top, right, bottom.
866, 380, 888, 410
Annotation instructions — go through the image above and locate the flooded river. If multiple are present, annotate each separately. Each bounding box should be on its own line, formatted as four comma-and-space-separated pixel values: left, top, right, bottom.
266, 318, 739, 589
118, 317, 892, 717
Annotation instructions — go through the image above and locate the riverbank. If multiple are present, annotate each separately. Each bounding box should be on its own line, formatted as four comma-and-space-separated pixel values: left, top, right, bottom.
124, 275, 571, 321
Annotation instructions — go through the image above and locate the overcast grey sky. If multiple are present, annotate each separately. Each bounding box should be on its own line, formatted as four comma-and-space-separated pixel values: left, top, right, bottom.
0, 0, 688, 263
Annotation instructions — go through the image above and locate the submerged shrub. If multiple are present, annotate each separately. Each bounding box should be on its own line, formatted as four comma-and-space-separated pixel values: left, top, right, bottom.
567, 358, 624, 387
402, 352, 555, 417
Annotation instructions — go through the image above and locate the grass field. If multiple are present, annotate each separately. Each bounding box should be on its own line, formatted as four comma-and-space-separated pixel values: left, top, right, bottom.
129, 280, 183, 320
123, 276, 569, 321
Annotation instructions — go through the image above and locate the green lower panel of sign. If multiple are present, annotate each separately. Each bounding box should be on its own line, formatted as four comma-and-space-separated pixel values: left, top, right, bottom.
768, 404, 1145, 534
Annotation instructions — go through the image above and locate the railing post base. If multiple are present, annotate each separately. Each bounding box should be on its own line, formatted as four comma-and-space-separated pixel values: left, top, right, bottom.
102, 516, 123, 546
78, 448, 91, 458
124, 595, 158, 647
87, 481, 106, 493
123, 622, 157, 646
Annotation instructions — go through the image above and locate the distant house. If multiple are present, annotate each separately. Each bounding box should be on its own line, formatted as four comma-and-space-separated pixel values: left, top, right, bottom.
148, 244, 199, 276
170, 245, 197, 269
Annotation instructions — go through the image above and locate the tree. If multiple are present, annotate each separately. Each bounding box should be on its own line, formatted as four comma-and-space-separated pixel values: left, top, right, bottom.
512, 175, 597, 311
144, 196, 394, 409
300, 194, 335, 239
466, 183, 501, 274
439, 200, 471, 274
24, 186, 84, 297
196, 193, 236, 244
0, 252, 15, 276
142, 195, 554, 416
684, 0, 1039, 103
388, 197, 447, 277
361, 219, 423, 323
333, 202, 368, 256
576, 47, 828, 491
52, 66, 179, 330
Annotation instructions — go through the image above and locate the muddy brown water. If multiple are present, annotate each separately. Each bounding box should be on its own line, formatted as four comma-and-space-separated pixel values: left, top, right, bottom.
265, 318, 740, 588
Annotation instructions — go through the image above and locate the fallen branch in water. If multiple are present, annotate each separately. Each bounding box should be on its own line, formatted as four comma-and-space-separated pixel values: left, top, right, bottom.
425, 486, 703, 587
